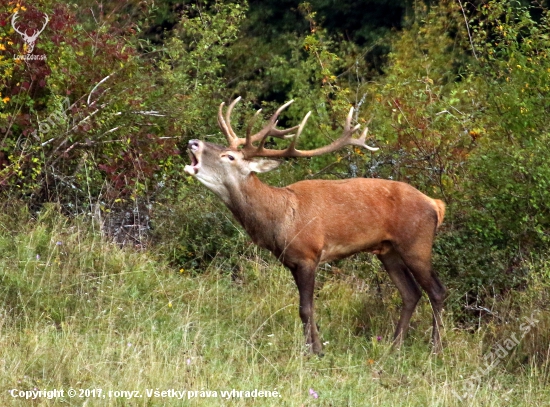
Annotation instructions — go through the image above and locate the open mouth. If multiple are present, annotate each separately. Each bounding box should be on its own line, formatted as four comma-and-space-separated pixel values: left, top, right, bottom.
190, 151, 199, 167
184, 151, 200, 175
184, 141, 201, 176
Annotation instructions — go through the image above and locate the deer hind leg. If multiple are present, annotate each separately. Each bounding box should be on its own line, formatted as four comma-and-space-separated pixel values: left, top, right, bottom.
288, 260, 323, 355
399, 249, 446, 353
377, 250, 422, 347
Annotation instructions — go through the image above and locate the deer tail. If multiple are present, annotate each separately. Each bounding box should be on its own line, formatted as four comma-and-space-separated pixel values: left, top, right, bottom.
433, 199, 446, 229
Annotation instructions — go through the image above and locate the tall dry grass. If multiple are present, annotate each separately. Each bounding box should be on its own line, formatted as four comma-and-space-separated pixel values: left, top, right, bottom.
0, 205, 548, 406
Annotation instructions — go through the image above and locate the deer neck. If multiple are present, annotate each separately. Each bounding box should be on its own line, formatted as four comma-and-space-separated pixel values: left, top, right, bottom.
224, 174, 291, 249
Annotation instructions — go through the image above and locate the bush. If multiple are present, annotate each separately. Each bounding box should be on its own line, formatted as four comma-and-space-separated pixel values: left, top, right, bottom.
151, 182, 249, 271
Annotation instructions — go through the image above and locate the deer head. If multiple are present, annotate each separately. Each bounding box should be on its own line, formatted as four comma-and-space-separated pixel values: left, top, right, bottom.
185, 98, 378, 202
12, 11, 49, 55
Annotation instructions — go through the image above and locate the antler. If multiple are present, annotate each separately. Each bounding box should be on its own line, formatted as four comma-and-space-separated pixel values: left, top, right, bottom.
217, 98, 378, 159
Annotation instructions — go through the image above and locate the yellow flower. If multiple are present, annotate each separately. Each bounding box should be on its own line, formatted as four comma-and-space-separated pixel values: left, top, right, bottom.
0, 44, 5, 51
179, 268, 185, 273
21, 6, 26, 11
168, 302, 172, 308
2, 97, 10, 104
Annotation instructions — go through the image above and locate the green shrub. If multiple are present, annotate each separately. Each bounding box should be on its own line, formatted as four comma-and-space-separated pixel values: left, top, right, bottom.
151, 182, 249, 271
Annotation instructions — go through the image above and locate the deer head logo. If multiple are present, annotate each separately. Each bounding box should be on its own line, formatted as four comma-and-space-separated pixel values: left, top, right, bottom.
11, 11, 49, 54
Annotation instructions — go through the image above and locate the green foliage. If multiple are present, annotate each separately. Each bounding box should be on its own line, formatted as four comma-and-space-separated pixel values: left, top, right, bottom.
156, 0, 246, 138
0, 0, 246, 212
333, 0, 550, 298
152, 182, 248, 270
464, 1, 550, 251
423, 1, 550, 296
0, 0, 177, 209
363, 1, 475, 194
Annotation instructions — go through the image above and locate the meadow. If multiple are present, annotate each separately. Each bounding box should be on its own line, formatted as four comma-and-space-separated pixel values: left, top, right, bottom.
0, 205, 548, 406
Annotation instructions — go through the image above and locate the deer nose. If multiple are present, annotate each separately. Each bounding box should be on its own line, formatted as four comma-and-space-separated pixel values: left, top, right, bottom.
188, 140, 200, 151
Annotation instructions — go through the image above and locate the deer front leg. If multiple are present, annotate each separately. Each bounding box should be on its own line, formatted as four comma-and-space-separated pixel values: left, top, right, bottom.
289, 261, 322, 355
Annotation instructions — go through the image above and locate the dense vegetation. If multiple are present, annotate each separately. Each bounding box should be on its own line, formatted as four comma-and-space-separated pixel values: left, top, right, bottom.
1, 0, 549, 405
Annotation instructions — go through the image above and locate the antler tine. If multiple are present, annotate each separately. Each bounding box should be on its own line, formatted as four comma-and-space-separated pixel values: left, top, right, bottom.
256, 110, 311, 152
285, 111, 312, 153
357, 126, 379, 151
217, 102, 232, 143
344, 107, 361, 136
219, 98, 300, 149
217, 97, 242, 148
268, 125, 300, 138
345, 106, 353, 132
224, 96, 241, 139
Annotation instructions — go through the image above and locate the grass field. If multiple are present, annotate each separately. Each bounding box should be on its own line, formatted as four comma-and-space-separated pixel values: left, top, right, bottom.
0, 207, 548, 406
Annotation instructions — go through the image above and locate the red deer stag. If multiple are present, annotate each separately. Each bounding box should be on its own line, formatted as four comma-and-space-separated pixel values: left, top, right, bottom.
184, 98, 446, 354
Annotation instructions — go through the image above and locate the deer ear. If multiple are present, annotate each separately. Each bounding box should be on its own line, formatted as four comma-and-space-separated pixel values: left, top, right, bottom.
248, 159, 282, 173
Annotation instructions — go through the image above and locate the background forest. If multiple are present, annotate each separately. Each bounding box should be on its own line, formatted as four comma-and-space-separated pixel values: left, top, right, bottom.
0, 0, 549, 405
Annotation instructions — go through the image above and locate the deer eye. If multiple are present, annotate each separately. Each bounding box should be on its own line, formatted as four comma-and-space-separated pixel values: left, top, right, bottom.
227, 155, 235, 161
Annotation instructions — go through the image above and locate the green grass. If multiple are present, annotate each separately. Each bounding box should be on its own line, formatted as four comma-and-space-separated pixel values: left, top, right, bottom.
0, 207, 548, 406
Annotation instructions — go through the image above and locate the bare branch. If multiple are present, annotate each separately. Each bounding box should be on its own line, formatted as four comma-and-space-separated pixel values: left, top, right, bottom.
87, 74, 113, 105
